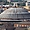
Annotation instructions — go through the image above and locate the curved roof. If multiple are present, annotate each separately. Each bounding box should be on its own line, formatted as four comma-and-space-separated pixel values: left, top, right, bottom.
1, 8, 28, 14
0, 8, 30, 19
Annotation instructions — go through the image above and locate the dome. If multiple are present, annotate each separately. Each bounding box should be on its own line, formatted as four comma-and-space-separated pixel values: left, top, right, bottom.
1, 8, 28, 14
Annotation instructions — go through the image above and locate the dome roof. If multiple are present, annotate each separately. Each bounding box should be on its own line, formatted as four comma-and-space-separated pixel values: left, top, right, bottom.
1, 8, 28, 14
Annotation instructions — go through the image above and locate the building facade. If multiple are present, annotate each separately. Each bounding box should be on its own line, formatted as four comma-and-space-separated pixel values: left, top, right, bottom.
0, 22, 30, 30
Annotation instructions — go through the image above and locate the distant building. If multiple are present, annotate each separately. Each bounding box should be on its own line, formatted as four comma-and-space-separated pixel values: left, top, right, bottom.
0, 0, 7, 5
10, 0, 27, 2
24, 2, 30, 10
7, 0, 11, 2
0, 0, 7, 3
10, 0, 27, 7
7, 0, 27, 2
26, 2, 30, 6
